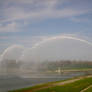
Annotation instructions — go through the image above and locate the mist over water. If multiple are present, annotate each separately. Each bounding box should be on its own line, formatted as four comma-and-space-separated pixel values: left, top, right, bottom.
20, 37, 92, 62
0, 35, 92, 76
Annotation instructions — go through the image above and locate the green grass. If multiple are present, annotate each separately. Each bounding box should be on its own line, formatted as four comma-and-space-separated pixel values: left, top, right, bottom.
84, 86, 92, 92
35, 77, 92, 92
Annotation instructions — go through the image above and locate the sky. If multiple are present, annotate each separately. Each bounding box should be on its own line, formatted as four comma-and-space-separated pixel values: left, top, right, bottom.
0, 0, 92, 54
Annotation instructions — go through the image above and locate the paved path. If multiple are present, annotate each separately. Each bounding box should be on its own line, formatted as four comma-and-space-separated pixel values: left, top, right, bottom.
80, 85, 92, 92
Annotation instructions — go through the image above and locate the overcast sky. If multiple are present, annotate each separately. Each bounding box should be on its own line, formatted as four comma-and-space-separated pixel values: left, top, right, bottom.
0, 0, 92, 53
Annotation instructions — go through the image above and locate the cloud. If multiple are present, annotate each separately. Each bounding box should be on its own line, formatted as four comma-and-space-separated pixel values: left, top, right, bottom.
70, 17, 90, 23
0, 0, 91, 33
0, 22, 18, 32
0, 35, 47, 51
0, 36, 9, 39
0, 0, 91, 24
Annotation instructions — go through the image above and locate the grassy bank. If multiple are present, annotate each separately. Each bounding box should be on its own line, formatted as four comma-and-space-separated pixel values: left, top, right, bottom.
35, 77, 92, 92
9, 75, 92, 92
